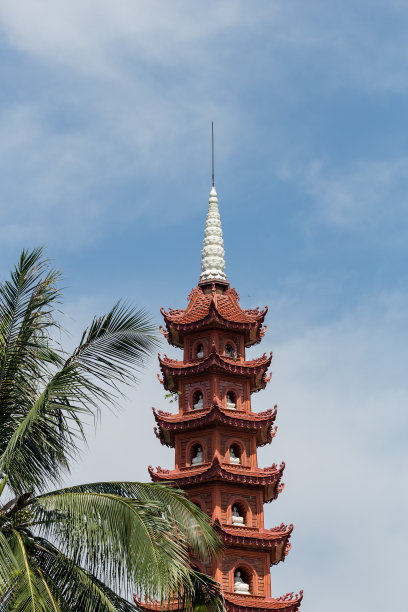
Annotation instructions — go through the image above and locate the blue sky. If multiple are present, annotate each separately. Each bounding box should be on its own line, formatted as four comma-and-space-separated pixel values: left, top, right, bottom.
1, 2, 407, 610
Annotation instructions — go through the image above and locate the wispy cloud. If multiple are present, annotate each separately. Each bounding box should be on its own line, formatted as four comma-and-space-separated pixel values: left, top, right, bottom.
1, 1, 408, 249
297, 157, 408, 237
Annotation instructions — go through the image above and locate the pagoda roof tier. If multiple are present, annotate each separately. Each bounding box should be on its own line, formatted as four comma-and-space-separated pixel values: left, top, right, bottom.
148, 454, 285, 503
158, 347, 272, 393
160, 284, 268, 348
153, 403, 278, 448
223, 591, 303, 611
214, 520, 293, 565
135, 591, 303, 612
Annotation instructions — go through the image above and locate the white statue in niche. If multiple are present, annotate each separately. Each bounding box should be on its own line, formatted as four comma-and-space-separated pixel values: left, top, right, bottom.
193, 392, 204, 410
196, 345, 204, 358
226, 392, 236, 410
229, 446, 240, 465
191, 445, 203, 466
231, 505, 244, 525
225, 344, 234, 358
234, 570, 250, 594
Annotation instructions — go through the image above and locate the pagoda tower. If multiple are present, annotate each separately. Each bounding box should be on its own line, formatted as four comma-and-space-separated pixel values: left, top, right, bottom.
138, 183, 303, 611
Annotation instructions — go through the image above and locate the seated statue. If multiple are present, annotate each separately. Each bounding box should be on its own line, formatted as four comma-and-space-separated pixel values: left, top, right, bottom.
191, 445, 203, 466
225, 344, 233, 358
193, 392, 204, 410
234, 570, 250, 594
226, 392, 236, 410
229, 446, 240, 465
231, 505, 244, 525
196, 345, 204, 358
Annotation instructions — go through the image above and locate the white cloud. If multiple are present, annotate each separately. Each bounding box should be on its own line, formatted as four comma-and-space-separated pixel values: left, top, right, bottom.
0, 1, 257, 78
1, 2, 408, 249
274, 156, 408, 238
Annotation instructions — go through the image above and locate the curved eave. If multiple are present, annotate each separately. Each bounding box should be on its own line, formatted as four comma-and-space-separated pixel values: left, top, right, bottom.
148, 458, 285, 503
133, 598, 180, 611
153, 404, 278, 448
158, 352, 272, 393
223, 591, 303, 612
161, 305, 267, 348
215, 521, 293, 565
134, 591, 303, 612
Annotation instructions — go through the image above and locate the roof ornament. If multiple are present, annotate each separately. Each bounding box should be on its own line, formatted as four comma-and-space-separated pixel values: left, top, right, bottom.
200, 122, 227, 283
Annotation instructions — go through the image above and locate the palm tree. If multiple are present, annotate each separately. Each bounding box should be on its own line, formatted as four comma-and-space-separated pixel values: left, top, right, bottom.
0, 248, 224, 612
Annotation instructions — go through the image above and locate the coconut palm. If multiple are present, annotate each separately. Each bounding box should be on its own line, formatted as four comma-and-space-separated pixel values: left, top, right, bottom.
0, 248, 224, 612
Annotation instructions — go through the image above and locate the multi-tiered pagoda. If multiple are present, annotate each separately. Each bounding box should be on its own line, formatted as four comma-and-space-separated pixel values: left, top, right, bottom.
137, 184, 303, 611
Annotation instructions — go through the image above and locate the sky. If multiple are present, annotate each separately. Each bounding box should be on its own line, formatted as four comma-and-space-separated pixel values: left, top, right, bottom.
0, 1, 407, 610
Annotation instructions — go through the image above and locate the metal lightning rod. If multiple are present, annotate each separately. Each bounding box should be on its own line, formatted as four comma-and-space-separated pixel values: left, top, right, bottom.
212, 121, 215, 187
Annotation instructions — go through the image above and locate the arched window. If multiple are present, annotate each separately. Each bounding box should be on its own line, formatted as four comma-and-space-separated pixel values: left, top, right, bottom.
191, 499, 203, 511
229, 443, 241, 465
225, 390, 237, 410
233, 566, 253, 594
224, 343, 235, 358
192, 389, 204, 410
195, 343, 204, 358
230, 501, 246, 526
190, 443, 203, 466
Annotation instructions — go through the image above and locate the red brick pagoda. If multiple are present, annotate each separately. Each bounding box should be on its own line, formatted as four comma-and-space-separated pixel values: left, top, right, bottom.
137, 183, 303, 611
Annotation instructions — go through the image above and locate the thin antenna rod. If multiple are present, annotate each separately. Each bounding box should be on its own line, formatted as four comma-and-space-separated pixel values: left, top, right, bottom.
211, 121, 215, 187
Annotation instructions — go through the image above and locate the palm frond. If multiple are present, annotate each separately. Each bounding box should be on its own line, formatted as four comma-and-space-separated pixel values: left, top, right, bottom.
2, 529, 58, 612
32, 482, 222, 603
0, 246, 62, 421
0, 530, 19, 598
0, 249, 158, 495
180, 570, 225, 612
0, 366, 88, 494
70, 301, 158, 390
32, 536, 137, 612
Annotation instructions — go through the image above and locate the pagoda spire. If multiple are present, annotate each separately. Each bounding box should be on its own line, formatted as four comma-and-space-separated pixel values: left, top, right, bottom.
199, 185, 227, 283
200, 125, 227, 283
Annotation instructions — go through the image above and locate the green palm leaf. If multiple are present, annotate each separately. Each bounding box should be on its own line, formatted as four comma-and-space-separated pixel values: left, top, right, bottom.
32, 536, 136, 612
32, 482, 221, 602
0, 249, 224, 611
0, 250, 158, 495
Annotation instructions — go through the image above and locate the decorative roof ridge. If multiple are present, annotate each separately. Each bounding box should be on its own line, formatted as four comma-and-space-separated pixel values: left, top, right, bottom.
161, 289, 267, 325
269, 522, 294, 534
244, 305, 269, 317
158, 350, 272, 369
152, 403, 278, 423
152, 404, 278, 449
158, 351, 272, 392
148, 456, 285, 479
211, 522, 293, 563
214, 518, 293, 538
223, 590, 303, 611
135, 590, 303, 612
275, 591, 303, 603
187, 285, 205, 301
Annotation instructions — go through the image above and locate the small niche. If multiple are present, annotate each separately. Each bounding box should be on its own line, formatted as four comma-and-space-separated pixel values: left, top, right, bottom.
234, 567, 252, 594
225, 390, 237, 410
229, 443, 241, 465
192, 389, 204, 410
191, 443, 203, 466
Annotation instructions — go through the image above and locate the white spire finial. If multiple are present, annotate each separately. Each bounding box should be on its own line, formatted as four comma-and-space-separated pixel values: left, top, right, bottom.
200, 185, 227, 283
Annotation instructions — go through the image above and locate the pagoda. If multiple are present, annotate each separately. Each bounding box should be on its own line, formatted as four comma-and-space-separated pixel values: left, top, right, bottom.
137, 182, 303, 611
